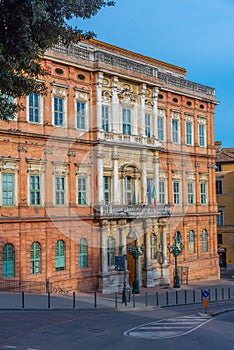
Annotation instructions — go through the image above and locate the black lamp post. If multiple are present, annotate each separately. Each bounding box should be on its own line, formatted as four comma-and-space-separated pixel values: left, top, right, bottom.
168, 233, 184, 288
128, 238, 144, 294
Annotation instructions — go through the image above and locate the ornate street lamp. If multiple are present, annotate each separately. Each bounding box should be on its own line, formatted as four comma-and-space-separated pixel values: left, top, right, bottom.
167, 232, 184, 288
128, 238, 145, 294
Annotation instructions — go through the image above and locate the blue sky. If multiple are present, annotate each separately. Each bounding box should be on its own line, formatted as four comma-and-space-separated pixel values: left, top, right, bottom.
72, 0, 234, 147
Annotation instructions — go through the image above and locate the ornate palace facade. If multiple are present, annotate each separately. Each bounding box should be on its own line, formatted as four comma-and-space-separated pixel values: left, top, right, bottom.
0, 40, 219, 292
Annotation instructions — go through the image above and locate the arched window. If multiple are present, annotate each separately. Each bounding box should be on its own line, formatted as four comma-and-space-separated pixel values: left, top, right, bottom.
150, 233, 157, 259
56, 240, 65, 271
30, 242, 41, 274
188, 231, 195, 253
2, 244, 15, 278
78, 238, 88, 268
175, 231, 181, 245
107, 236, 115, 266
202, 229, 208, 252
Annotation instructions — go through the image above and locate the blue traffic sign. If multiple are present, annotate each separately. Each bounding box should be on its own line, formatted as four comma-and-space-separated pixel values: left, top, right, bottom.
202, 290, 209, 298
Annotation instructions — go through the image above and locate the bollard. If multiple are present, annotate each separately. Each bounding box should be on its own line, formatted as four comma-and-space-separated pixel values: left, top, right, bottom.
156, 292, 159, 306
133, 293, 135, 308
176, 290, 178, 304
115, 292, 118, 308
222, 288, 224, 300
73, 292, 76, 309
193, 290, 196, 303
228, 287, 231, 299
185, 290, 187, 304
47, 292, 50, 309
208, 289, 210, 301
215, 288, 218, 301
94, 292, 97, 308
21, 291, 24, 309
166, 291, 169, 306
145, 292, 148, 307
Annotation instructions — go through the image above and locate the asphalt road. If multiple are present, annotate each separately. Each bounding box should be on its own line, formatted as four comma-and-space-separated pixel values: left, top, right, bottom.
0, 301, 234, 350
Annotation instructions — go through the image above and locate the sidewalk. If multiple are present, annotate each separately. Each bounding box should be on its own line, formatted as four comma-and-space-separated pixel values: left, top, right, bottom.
0, 273, 234, 310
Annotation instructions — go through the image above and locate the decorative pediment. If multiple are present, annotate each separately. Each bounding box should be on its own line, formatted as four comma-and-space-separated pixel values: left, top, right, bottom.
186, 172, 196, 181
52, 161, 69, 175
0, 157, 19, 171
118, 86, 137, 103
26, 159, 46, 173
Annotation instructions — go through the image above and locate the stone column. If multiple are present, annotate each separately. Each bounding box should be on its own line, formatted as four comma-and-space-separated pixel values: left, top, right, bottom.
159, 223, 170, 285
96, 72, 103, 130
140, 84, 146, 136
112, 147, 119, 204
153, 153, 160, 205
112, 76, 119, 133
140, 152, 147, 203
153, 87, 159, 139
96, 146, 104, 203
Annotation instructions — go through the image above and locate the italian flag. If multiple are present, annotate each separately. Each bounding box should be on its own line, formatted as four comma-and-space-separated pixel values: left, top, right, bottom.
151, 183, 156, 210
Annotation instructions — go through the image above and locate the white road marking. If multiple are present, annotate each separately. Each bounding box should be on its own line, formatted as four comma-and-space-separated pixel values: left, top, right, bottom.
124, 314, 213, 339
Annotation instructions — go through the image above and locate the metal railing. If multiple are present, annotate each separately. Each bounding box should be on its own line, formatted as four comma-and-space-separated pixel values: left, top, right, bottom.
0, 279, 52, 293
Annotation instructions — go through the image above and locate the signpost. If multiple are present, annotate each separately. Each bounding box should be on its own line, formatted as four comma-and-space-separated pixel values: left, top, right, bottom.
202, 290, 209, 313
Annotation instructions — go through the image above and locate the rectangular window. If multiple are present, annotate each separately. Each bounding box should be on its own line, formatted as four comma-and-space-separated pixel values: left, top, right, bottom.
217, 210, 224, 226
145, 113, 151, 137
173, 181, 180, 205
78, 177, 87, 205
159, 181, 165, 204
158, 117, 165, 141
199, 124, 205, 147
102, 105, 109, 132
216, 180, 223, 195
77, 101, 86, 129
30, 175, 41, 206
200, 182, 207, 205
122, 108, 131, 135
217, 233, 223, 245
2, 173, 14, 206
103, 176, 110, 204
172, 119, 179, 143
55, 176, 65, 205
124, 176, 133, 205
186, 122, 193, 145
54, 97, 64, 126
29, 94, 40, 123
187, 182, 194, 205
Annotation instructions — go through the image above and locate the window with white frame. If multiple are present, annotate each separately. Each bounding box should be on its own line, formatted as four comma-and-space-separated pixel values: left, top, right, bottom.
124, 176, 133, 205
158, 116, 165, 141
28, 93, 40, 123
200, 182, 207, 205
173, 181, 180, 205
55, 176, 65, 205
30, 175, 41, 206
2, 173, 14, 206
188, 230, 195, 253
150, 232, 157, 259
103, 176, 110, 204
198, 123, 206, 147
102, 105, 109, 132
145, 113, 151, 137
159, 180, 166, 204
54, 96, 64, 126
76, 101, 86, 129
78, 177, 87, 205
172, 119, 179, 143
122, 108, 131, 135
107, 236, 115, 266
187, 182, 195, 205
202, 229, 208, 252
185, 121, 193, 145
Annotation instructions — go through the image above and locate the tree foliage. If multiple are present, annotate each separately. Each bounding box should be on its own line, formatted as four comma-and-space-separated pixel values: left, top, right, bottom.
0, 0, 115, 121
